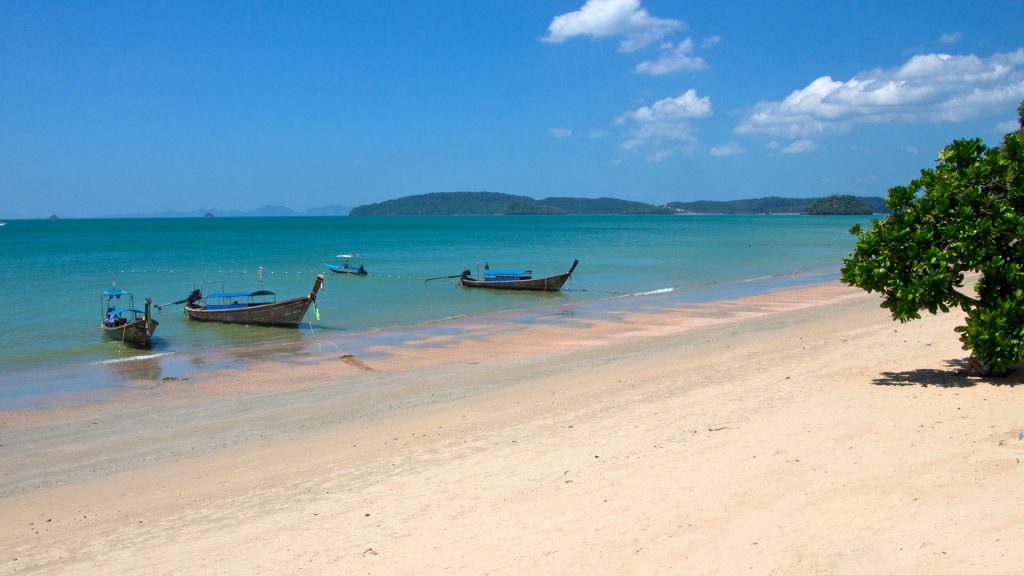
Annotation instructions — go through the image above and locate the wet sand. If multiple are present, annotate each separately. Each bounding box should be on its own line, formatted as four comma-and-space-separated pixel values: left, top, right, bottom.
2, 282, 1023, 575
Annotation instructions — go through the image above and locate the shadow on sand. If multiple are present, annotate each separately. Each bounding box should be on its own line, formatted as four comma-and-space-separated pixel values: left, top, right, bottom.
872, 358, 1023, 388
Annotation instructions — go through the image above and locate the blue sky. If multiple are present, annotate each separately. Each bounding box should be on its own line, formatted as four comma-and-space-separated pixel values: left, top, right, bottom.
2, 0, 1023, 218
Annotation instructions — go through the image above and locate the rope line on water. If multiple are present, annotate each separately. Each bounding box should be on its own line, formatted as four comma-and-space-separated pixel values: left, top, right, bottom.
111, 268, 446, 282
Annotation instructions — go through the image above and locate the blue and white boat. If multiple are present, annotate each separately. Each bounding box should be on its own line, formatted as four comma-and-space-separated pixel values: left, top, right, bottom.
459, 260, 579, 291
324, 253, 368, 276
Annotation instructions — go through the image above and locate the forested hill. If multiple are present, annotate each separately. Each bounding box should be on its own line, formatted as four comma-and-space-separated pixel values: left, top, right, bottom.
667, 195, 888, 214
349, 192, 890, 216
349, 192, 672, 216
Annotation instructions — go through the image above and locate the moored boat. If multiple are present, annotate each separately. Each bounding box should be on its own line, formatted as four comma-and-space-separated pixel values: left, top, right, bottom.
324, 253, 367, 275
101, 289, 158, 346
184, 274, 325, 327
459, 260, 578, 292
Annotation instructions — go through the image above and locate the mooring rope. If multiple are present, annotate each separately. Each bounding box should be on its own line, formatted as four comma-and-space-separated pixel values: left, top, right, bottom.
113, 268, 438, 281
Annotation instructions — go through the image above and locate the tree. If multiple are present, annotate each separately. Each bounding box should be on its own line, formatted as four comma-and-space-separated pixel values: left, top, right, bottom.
840, 100, 1024, 374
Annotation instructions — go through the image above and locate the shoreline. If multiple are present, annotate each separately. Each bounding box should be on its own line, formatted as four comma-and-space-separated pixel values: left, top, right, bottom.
2, 281, 1023, 574
0, 265, 841, 412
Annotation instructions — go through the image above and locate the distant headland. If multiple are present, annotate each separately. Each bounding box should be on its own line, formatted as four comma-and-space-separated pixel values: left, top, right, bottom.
349, 192, 673, 216
349, 192, 887, 216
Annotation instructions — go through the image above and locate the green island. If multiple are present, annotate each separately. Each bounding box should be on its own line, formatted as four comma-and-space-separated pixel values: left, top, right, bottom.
349, 191, 887, 216
349, 192, 672, 216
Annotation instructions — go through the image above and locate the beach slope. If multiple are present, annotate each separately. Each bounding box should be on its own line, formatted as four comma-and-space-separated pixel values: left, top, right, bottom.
1, 283, 1022, 575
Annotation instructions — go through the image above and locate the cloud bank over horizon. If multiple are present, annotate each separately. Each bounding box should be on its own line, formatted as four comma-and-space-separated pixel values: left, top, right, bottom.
736, 49, 1024, 138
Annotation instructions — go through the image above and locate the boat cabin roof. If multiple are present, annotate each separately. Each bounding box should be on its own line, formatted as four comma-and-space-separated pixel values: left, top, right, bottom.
485, 269, 531, 276
336, 253, 357, 258
103, 289, 130, 297
205, 290, 276, 299
106, 308, 142, 315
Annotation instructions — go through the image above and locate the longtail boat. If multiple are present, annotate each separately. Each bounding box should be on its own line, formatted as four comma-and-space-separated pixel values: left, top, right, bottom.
101, 289, 158, 346
324, 253, 367, 275
459, 259, 578, 292
184, 274, 325, 327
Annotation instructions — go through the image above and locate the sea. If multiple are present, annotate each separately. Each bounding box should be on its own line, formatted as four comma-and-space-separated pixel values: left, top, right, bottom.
0, 214, 874, 409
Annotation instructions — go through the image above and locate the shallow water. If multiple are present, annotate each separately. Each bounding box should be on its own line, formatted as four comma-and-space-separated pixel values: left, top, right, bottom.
0, 214, 872, 407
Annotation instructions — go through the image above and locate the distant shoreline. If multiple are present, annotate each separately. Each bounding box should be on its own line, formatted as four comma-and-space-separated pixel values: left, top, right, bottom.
3, 211, 887, 221
8, 193, 889, 219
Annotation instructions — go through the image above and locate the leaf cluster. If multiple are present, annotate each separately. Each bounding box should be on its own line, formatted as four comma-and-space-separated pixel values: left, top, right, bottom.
841, 105, 1024, 372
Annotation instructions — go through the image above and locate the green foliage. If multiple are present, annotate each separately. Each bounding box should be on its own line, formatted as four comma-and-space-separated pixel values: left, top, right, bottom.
350, 192, 671, 215
803, 195, 874, 215
505, 201, 565, 215
540, 196, 672, 214
841, 100, 1024, 373
350, 192, 538, 216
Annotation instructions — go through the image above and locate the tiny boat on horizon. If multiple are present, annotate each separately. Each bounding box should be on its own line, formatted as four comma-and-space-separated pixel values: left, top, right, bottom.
101, 287, 158, 346
458, 260, 578, 292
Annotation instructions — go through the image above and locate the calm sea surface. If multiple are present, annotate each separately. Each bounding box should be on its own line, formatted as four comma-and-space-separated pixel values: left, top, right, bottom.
0, 214, 873, 406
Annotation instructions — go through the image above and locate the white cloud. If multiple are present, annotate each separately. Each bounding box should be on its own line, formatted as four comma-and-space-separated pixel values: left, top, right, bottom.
736, 49, 1024, 137
647, 150, 674, 162
617, 89, 712, 124
621, 121, 697, 151
616, 89, 710, 154
993, 119, 1018, 133
542, 0, 682, 52
709, 142, 746, 157
774, 140, 817, 154
700, 35, 720, 49
549, 127, 573, 138
588, 129, 610, 138
939, 32, 962, 44
635, 38, 707, 75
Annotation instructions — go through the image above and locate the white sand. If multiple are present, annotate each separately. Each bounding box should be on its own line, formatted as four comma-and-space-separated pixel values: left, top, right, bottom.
2, 282, 1023, 575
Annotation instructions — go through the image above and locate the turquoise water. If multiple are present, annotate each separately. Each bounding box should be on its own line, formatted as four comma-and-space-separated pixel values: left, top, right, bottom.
0, 214, 872, 403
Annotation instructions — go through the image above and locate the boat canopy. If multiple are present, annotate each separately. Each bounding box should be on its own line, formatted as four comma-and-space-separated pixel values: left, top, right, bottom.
104, 289, 129, 297
485, 269, 532, 276
106, 308, 142, 316
336, 253, 357, 258
205, 290, 276, 299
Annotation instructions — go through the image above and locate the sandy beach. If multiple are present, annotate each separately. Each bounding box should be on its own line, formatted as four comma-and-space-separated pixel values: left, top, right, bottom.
2, 281, 1023, 575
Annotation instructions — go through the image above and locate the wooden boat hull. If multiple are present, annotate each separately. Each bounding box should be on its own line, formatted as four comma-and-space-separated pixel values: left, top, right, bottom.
185, 275, 324, 327
324, 264, 367, 275
459, 260, 578, 292
186, 295, 313, 326
101, 317, 159, 346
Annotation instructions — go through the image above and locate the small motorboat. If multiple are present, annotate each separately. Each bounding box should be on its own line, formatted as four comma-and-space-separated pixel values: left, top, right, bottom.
324, 253, 368, 275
